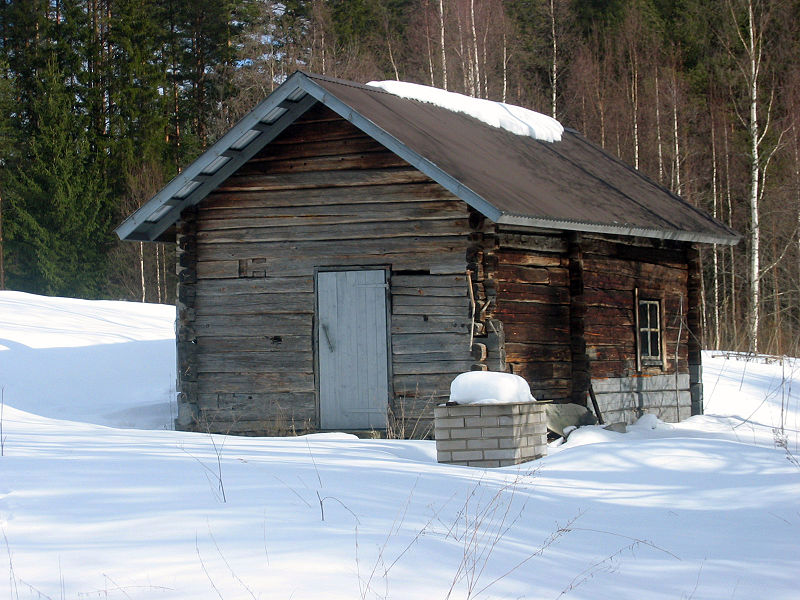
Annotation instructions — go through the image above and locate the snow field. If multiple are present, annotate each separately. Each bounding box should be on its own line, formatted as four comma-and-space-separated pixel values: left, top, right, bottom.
0, 291, 798, 599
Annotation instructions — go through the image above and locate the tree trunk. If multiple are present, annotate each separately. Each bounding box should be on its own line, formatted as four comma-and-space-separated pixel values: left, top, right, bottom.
139, 241, 146, 303
711, 109, 721, 350
655, 67, 664, 184
469, 0, 480, 97
671, 65, 682, 195
438, 0, 447, 90
549, 0, 558, 118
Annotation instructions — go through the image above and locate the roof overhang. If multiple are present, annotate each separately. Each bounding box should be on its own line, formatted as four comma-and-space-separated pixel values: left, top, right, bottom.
497, 213, 741, 245
116, 72, 319, 241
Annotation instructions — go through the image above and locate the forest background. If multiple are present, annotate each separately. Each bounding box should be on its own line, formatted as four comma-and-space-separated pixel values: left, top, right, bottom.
0, 0, 797, 355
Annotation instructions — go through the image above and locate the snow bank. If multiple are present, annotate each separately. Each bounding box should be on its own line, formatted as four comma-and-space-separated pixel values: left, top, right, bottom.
366, 80, 564, 142
449, 371, 535, 405
0, 291, 176, 429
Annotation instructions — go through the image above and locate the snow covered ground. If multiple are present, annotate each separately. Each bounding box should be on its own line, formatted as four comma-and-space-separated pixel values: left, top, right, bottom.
0, 291, 798, 599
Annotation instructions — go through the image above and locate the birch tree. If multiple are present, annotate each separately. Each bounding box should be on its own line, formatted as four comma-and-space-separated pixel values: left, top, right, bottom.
724, 0, 777, 353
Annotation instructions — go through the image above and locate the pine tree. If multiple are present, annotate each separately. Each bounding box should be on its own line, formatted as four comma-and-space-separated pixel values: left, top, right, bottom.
4, 62, 114, 297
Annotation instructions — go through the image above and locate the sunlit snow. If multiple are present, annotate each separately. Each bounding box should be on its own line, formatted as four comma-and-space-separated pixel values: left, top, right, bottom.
366, 80, 564, 142
449, 371, 535, 404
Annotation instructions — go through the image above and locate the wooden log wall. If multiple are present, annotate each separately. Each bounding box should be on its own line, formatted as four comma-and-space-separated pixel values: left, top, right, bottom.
176, 102, 473, 436
475, 228, 573, 402
580, 235, 690, 379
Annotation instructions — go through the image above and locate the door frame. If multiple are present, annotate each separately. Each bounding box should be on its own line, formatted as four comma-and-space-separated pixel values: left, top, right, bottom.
313, 266, 393, 430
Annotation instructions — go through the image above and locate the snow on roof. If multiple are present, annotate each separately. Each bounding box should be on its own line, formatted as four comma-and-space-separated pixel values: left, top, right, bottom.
366, 80, 564, 143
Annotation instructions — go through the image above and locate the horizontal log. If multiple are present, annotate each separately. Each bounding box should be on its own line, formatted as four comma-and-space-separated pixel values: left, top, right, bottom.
391, 274, 469, 287
391, 360, 475, 374
203, 182, 459, 209
494, 265, 551, 284
582, 238, 687, 266
196, 218, 470, 244
195, 236, 466, 262
196, 351, 313, 373
392, 373, 462, 396
198, 372, 315, 394
252, 135, 385, 161
193, 313, 311, 336
495, 282, 570, 304
391, 314, 472, 335
391, 286, 468, 298
586, 346, 637, 362
508, 361, 572, 380
194, 292, 314, 315
392, 332, 470, 352
196, 260, 239, 279
391, 304, 470, 317
393, 349, 472, 362
269, 115, 364, 144
196, 252, 466, 279
195, 276, 314, 295
493, 250, 568, 268
237, 151, 409, 175
493, 301, 570, 317
582, 306, 633, 326
197, 200, 466, 225
196, 392, 315, 413
497, 232, 568, 252
391, 295, 470, 308
584, 324, 638, 343
504, 343, 572, 361
492, 310, 571, 327
503, 323, 570, 344
196, 335, 311, 353
216, 168, 431, 192
583, 288, 634, 309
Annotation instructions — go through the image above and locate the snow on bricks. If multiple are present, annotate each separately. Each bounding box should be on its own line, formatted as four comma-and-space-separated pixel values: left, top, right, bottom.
435, 372, 546, 467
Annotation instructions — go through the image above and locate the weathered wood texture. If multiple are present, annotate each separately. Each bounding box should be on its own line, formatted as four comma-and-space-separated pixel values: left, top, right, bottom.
476, 228, 573, 402
581, 235, 690, 381
686, 244, 704, 415
176, 103, 472, 435
175, 207, 199, 430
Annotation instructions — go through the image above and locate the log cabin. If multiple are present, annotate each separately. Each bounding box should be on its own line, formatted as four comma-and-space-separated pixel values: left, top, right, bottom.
116, 72, 739, 436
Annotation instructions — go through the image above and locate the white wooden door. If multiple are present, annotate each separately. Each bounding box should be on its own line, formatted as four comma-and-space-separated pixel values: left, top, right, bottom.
317, 270, 389, 430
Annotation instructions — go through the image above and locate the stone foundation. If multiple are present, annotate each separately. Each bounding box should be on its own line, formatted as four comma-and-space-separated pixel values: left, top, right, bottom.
434, 402, 547, 467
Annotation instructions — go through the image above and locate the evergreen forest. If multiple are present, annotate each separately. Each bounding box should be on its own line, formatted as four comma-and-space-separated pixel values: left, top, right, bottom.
0, 0, 798, 355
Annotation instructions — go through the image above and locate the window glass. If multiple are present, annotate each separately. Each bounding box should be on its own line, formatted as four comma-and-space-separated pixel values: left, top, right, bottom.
638, 298, 661, 363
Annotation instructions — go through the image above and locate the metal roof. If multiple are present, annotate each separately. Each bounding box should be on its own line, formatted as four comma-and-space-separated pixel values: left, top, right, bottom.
116, 71, 739, 245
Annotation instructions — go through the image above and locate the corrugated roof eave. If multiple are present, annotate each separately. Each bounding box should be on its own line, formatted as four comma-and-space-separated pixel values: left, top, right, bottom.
496, 213, 741, 245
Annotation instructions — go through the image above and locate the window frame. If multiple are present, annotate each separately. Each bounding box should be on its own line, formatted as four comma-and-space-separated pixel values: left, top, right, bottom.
635, 288, 665, 371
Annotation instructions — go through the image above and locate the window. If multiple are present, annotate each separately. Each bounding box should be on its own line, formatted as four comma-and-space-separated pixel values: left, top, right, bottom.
635, 289, 663, 369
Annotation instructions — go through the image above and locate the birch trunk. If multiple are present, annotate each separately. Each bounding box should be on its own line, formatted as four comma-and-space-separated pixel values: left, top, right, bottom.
469, 0, 480, 97
139, 241, 146, 303
549, 0, 558, 118
671, 66, 682, 195
711, 111, 721, 349
655, 67, 664, 184
156, 243, 162, 304
438, 0, 447, 90
724, 122, 737, 345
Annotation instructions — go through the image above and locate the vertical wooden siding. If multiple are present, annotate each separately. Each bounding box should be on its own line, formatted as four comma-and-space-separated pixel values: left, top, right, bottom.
176, 103, 472, 435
